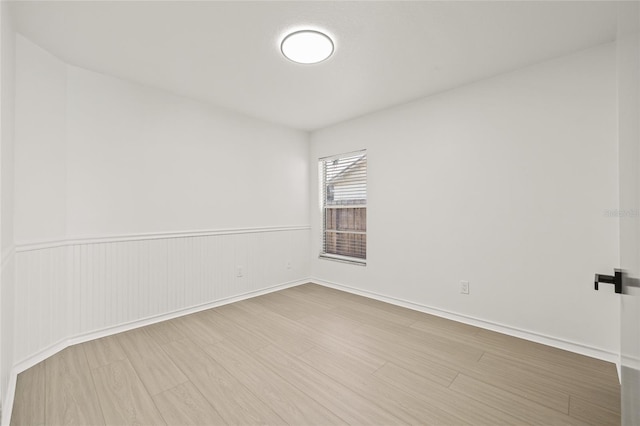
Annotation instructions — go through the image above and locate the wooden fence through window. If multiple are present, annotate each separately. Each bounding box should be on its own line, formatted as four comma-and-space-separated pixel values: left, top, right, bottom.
323, 206, 366, 259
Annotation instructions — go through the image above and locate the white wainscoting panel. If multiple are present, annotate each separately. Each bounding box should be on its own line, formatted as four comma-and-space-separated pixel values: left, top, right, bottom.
15, 246, 67, 365
1, 249, 15, 420
11, 226, 310, 376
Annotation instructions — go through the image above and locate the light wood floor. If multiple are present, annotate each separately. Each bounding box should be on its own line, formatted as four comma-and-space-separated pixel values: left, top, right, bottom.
12, 283, 620, 425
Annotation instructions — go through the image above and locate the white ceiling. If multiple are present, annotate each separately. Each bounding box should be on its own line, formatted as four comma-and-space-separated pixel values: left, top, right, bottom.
11, 1, 618, 131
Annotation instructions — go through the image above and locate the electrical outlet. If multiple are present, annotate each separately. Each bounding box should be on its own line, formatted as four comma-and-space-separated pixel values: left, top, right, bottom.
460, 280, 469, 295
286, 260, 292, 270
236, 266, 244, 278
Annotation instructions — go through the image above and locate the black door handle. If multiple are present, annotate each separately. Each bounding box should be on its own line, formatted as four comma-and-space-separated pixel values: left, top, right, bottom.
594, 269, 622, 294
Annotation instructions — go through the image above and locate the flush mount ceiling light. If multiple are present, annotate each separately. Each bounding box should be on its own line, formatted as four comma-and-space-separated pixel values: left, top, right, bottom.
281, 30, 334, 64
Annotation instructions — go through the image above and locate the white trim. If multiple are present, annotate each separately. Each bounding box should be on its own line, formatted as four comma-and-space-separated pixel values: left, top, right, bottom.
0, 277, 309, 426
0, 374, 15, 426
621, 355, 640, 372
319, 253, 366, 266
318, 149, 366, 162
619, 354, 640, 384
617, 363, 622, 384
0, 249, 15, 419
15, 225, 311, 252
310, 277, 620, 365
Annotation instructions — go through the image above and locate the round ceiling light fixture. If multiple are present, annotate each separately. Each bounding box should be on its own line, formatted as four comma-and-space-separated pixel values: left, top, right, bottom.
281, 30, 334, 64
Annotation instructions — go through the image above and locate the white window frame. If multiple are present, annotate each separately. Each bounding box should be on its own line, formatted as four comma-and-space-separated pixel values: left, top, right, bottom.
319, 150, 367, 265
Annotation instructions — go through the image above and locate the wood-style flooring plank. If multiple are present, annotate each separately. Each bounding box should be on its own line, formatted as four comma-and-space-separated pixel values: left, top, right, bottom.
116, 328, 188, 395
44, 345, 105, 426
478, 351, 620, 413
91, 359, 166, 426
296, 316, 387, 372
152, 381, 225, 426
161, 338, 286, 425
409, 315, 482, 339
142, 320, 185, 345
216, 303, 316, 355
258, 290, 330, 318
11, 362, 45, 426
234, 297, 268, 314
291, 284, 427, 322
331, 301, 417, 327
250, 291, 318, 321
204, 340, 347, 425
374, 361, 526, 425
569, 395, 621, 426
170, 311, 225, 347
458, 357, 571, 414
476, 328, 618, 377
305, 314, 462, 387
449, 373, 586, 425
256, 344, 407, 425
196, 309, 271, 352
352, 314, 485, 366
297, 345, 464, 425
278, 284, 347, 311
297, 309, 366, 342
83, 335, 127, 369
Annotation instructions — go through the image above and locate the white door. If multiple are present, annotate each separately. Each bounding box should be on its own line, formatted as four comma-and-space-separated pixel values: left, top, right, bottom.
617, 3, 640, 424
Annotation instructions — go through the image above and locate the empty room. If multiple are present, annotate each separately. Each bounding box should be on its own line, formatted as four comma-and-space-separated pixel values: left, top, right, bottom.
1, 1, 639, 425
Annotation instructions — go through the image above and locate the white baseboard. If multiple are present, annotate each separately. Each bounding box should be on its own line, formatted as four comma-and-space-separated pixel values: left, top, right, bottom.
0, 374, 15, 426
0, 278, 307, 426
310, 277, 620, 366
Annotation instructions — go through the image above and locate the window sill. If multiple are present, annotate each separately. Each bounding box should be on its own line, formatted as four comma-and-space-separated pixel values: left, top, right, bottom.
319, 254, 366, 266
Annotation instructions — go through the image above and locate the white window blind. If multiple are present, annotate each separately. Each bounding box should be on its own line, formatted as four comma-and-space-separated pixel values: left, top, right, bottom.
319, 151, 367, 263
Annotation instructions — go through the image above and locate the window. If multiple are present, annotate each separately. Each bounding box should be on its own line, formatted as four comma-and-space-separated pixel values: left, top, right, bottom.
319, 151, 367, 264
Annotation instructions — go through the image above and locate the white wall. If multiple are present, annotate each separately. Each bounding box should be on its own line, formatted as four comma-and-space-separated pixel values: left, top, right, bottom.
14, 35, 66, 244
0, 5, 13, 255
14, 34, 310, 244
310, 43, 620, 357
65, 66, 309, 237
0, 0, 16, 415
